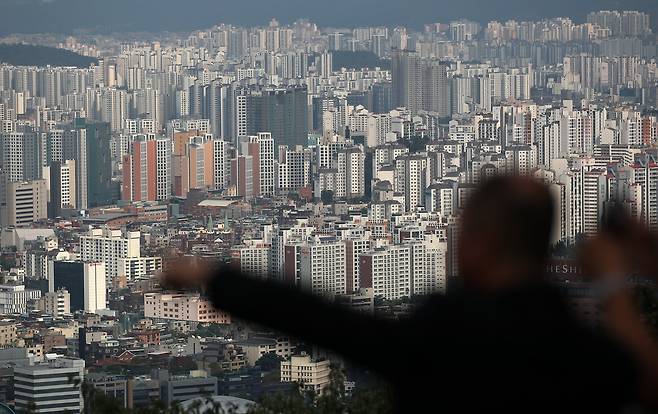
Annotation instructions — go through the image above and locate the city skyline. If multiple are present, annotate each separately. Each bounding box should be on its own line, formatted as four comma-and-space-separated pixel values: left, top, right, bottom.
0, 4, 657, 413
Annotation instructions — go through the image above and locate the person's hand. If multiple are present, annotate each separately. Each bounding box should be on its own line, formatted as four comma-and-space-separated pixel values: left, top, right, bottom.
581, 220, 658, 408
160, 256, 213, 291
579, 234, 627, 280
579, 234, 638, 332
600, 209, 658, 279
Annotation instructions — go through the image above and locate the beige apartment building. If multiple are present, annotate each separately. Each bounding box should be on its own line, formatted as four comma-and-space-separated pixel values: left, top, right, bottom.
144, 292, 231, 324
0, 320, 17, 346
280, 353, 331, 393
1, 179, 47, 227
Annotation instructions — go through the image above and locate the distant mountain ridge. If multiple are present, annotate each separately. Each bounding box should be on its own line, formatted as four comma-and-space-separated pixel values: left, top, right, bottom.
0, 44, 97, 68
0, 0, 657, 35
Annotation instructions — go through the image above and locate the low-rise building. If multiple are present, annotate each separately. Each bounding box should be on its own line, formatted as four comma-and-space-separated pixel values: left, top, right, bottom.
144, 292, 231, 324
280, 354, 331, 394
336, 288, 375, 314
35, 289, 71, 317
118, 256, 163, 282
0, 284, 41, 315
87, 374, 128, 408
161, 370, 218, 405
42, 331, 66, 353
1, 179, 48, 227
234, 336, 295, 366
127, 377, 161, 409
202, 338, 246, 372
0, 321, 17, 346
132, 329, 161, 346
14, 357, 85, 413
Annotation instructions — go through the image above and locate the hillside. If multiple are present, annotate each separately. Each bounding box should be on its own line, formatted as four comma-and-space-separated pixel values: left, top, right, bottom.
331, 51, 391, 71
0, 43, 98, 68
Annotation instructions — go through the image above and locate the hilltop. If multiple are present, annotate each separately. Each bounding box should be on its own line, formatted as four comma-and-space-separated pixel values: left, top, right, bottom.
0, 43, 97, 68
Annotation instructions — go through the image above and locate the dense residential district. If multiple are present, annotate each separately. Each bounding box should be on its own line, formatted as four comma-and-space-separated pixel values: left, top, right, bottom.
0, 9, 657, 413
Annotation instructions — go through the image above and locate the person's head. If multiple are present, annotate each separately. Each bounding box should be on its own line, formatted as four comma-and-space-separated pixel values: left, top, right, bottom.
458, 176, 554, 291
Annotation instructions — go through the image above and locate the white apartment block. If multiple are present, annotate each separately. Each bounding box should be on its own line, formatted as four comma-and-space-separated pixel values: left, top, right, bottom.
315, 168, 337, 199
46, 130, 65, 163
396, 154, 430, 212
1, 131, 38, 182
79, 227, 141, 285
213, 138, 229, 191
247, 132, 275, 196
277, 146, 311, 192
175, 119, 211, 134
359, 245, 412, 300
63, 128, 88, 209
23, 250, 61, 279
408, 236, 448, 296
231, 240, 271, 279
559, 111, 594, 155
270, 224, 314, 281
124, 118, 156, 135
425, 182, 457, 217
299, 238, 347, 296
367, 113, 392, 147
504, 144, 537, 176
117, 256, 162, 282
175, 90, 190, 118
99, 88, 128, 132
336, 148, 365, 199
57, 159, 77, 209
372, 144, 408, 176
345, 237, 371, 293
556, 164, 607, 241
626, 157, 658, 231
84, 262, 107, 314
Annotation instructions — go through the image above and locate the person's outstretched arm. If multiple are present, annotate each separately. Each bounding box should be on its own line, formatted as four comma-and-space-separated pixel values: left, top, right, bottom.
581, 234, 658, 409
163, 261, 406, 378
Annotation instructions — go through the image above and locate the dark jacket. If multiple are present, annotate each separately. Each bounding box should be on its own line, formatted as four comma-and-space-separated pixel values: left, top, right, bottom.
205, 268, 637, 413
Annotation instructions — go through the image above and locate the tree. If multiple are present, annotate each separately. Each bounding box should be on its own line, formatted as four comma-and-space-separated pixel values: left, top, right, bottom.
320, 190, 334, 205
248, 383, 312, 414
248, 364, 393, 414
195, 323, 229, 338
550, 241, 569, 258
635, 285, 658, 334
208, 362, 223, 377
170, 356, 198, 375
84, 383, 129, 414
0, 254, 15, 271
254, 352, 283, 372
79, 366, 394, 413
313, 368, 347, 414
402, 135, 430, 153
299, 187, 313, 202
347, 387, 394, 414
288, 192, 302, 203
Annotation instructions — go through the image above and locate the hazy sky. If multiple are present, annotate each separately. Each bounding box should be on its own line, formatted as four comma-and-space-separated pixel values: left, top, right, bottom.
2, 0, 657, 34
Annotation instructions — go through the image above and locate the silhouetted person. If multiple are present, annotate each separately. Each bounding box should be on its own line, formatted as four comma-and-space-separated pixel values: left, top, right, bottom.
166, 176, 658, 413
